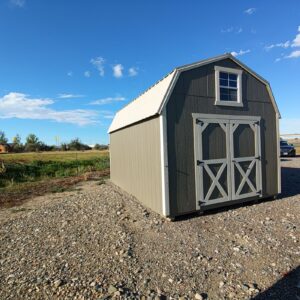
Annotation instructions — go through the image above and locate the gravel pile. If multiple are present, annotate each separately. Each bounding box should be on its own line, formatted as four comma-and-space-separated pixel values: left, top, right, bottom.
0, 158, 299, 299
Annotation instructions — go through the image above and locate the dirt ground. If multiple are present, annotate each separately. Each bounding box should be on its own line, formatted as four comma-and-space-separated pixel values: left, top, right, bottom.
0, 158, 299, 299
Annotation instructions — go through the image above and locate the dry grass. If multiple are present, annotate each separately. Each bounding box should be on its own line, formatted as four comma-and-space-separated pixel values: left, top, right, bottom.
0, 168, 110, 208
0, 150, 109, 162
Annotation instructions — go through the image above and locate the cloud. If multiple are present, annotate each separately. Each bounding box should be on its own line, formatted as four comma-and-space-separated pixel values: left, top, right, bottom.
112, 64, 124, 78
285, 50, 300, 59
265, 41, 290, 51
231, 49, 251, 57
291, 25, 300, 47
128, 67, 138, 77
84, 71, 91, 78
67, 71, 73, 77
90, 96, 126, 105
244, 8, 256, 15
58, 94, 85, 99
90, 57, 105, 76
221, 27, 243, 34
10, 0, 25, 7
0, 92, 98, 125
221, 27, 234, 33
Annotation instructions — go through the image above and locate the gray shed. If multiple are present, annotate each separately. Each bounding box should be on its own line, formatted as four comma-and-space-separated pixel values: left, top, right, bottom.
108, 53, 281, 218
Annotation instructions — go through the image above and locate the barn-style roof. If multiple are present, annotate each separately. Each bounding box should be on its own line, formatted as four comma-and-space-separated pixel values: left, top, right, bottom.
108, 53, 280, 133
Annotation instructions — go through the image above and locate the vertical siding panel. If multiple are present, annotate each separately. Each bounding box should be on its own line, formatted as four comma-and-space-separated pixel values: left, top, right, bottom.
110, 117, 163, 215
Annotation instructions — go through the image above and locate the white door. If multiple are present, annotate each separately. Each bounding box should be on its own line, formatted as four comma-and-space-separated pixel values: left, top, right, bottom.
194, 114, 262, 210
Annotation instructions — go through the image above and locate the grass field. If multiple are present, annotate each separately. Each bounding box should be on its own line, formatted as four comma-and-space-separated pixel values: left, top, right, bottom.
0, 150, 110, 207
1, 150, 108, 162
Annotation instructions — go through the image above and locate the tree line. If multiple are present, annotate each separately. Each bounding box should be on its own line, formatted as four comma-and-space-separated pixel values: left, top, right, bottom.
0, 131, 108, 152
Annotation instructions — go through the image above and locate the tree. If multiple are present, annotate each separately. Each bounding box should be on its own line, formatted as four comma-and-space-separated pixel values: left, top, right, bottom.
0, 131, 8, 144
94, 143, 108, 150
11, 134, 24, 153
60, 143, 69, 151
25, 134, 41, 152
68, 138, 91, 151
12, 134, 21, 145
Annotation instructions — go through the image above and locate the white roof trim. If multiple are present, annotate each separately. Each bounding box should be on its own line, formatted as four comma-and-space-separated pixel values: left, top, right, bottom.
109, 53, 280, 133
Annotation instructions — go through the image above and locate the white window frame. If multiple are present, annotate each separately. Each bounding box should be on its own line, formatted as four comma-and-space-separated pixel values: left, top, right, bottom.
215, 66, 243, 107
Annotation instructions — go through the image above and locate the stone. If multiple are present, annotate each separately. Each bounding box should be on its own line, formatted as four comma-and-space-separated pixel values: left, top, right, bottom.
195, 293, 203, 300
108, 285, 117, 294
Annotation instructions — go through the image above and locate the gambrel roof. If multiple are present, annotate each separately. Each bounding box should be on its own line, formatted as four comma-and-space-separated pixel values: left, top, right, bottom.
108, 53, 280, 133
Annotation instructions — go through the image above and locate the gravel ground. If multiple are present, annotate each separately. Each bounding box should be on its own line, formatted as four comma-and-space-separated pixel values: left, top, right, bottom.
0, 158, 299, 300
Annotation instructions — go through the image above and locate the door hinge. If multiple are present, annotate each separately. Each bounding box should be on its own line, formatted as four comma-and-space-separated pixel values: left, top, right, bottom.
197, 160, 203, 166
196, 119, 203, 125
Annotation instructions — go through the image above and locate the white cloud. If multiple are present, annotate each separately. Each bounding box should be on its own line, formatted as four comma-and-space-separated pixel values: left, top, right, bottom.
265, 41, 290, 51
285, 50, 300, 59
291, 25, 300, 47
280, 118, 300, 134
128, 67, 138, 77
84, 71, 91, 78
221, 27, 243, 34
244, 8, 256, 15
10, 0, 25, 7
58, 94, 85, 99
0, 92, 98, 125
67, 71, 73, 77
231, 49, 251, 57
90, 96, 126, 105
221, 27, 234, 33
90, 57, 105, 76
103, 114, 115, 119
112, 64, 124, 78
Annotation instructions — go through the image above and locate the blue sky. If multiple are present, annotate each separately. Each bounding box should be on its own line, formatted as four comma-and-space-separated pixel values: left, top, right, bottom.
0, 0, 299, 145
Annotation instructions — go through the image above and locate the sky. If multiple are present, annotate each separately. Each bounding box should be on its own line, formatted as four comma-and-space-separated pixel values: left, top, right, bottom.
0, 0, 299, 145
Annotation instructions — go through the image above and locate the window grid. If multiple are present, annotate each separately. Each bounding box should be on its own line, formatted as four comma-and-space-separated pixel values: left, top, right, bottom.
219, 72, 238, 102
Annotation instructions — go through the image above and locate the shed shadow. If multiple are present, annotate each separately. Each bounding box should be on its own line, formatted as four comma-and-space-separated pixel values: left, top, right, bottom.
176, 163, 300, 221
280, 165, 300, 198
253, 266, 300, 300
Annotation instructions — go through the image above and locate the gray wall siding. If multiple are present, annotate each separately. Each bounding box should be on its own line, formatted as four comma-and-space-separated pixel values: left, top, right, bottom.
110, 117, 163, 215
166, 58, 278, 217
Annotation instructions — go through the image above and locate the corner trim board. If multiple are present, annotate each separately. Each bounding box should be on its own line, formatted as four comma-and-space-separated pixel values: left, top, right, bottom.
276, 113, 281, 194
159, 109, 170, 216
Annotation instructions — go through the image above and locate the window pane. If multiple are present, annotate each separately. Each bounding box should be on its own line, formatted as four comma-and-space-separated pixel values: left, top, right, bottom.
220, 79, 228, 86
220, 72, 228, 80
228, 89, 237, 101
220, 88, 229, 94
220, 93, 229, 101
229, 80, 237, 88
229, 73, 237, 80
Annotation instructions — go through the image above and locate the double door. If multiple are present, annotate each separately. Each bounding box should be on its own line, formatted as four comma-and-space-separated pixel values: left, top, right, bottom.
194, 114, 262, 209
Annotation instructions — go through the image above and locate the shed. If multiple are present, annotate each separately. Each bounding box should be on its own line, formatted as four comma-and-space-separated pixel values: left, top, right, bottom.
108, 53, 281, 218
0, 144, 12, 154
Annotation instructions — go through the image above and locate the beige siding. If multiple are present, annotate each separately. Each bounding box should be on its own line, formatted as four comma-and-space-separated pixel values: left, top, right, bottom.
110, 117, 163, 215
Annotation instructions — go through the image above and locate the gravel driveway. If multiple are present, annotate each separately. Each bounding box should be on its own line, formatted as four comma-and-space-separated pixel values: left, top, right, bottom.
0, 158, 299, 300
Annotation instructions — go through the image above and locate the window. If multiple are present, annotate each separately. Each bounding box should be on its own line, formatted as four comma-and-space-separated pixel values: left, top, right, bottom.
215, 66, 243, 107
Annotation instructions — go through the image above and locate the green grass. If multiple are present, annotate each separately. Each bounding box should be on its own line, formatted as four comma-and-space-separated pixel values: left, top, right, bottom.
0, 150, 110, 188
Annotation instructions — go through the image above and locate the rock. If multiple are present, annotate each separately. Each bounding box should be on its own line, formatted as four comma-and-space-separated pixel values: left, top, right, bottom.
108, 285, 117, 294
219, 281, 225, 288
53, 279, 63, 288
195, 293, 203, 300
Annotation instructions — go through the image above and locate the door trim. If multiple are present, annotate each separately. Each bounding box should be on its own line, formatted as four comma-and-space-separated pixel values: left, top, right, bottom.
193, 113, 262, 211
